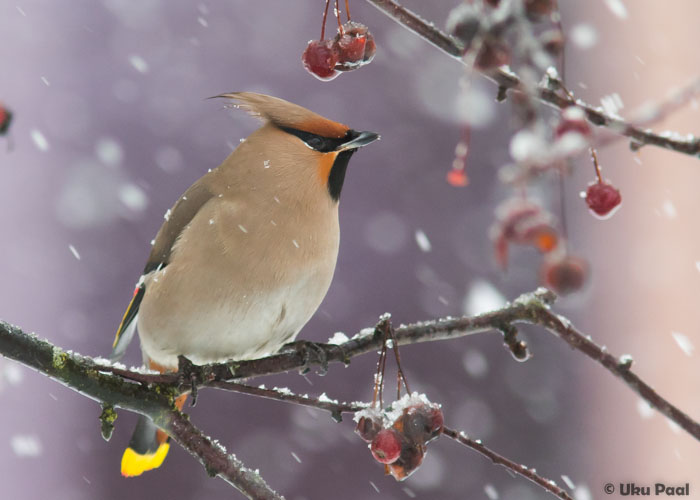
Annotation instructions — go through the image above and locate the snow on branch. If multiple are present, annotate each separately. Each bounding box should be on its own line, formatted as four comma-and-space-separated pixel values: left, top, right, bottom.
365, 0, 700, 159
1, 288, 699, 498
0, 321, 282, 500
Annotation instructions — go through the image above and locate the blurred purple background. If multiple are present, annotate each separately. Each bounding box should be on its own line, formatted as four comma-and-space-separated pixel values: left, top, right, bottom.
1, 1, 699, 499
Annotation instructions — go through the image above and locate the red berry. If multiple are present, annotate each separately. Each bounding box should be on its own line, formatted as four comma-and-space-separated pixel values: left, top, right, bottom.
446, 168, 468, 187
331, 22, 375, 71
370, 429, 402, 464
334, 21, 369, 69
336, 33, 366, 65
0, 105, 12, 136
302, 40, 340, 81
556, 106, 591, 138
355, 415, 382, 443
585, 181, 622, 218
541, 255, 588, 295
398, 404, 444, 444
424, 406, 444, 442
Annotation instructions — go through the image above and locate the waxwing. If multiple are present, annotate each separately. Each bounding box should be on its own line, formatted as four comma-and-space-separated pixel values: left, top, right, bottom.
112, 92, 379, 476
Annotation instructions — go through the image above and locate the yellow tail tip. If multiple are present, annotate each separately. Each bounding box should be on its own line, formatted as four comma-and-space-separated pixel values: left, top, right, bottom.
121, 443, 170, 477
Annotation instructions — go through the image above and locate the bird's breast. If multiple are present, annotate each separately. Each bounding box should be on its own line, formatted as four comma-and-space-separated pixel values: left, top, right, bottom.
137, 194, 340, 367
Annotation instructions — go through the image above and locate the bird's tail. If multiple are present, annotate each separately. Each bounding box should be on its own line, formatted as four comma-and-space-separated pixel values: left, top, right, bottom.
121, 393, 187, 477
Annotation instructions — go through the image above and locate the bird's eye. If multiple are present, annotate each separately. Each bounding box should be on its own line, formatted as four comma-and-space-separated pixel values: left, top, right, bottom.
307, 137, 324, 150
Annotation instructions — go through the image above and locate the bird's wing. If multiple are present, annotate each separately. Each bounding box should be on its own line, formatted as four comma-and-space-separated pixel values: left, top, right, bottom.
110, 180, 215, 360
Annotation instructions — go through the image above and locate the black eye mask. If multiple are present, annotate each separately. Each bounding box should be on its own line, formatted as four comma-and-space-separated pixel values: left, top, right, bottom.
279, 126, 360, 153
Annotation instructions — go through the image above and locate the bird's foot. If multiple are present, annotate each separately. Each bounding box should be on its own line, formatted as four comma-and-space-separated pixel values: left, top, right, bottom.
177, 355, 199, 407
280, 340, 331, 376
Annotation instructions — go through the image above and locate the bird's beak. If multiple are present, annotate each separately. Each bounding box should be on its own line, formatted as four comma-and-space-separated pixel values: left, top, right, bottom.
338, 130, 380, 151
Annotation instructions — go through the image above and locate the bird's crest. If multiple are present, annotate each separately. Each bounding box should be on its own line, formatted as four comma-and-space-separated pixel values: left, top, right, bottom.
212, 92, 349, 139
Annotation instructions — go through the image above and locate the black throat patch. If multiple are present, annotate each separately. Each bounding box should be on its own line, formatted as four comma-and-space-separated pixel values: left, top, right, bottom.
328, 150, 354, 202
278, 126, 361, 202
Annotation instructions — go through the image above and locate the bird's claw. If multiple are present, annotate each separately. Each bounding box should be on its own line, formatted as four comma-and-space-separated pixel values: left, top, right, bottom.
281, 340, 330, 376
177, 355, 199, 407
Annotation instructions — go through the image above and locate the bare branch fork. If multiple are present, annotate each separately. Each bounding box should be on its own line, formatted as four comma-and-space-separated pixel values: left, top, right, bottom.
365, 0, 700, 158
1, 289, 699, 500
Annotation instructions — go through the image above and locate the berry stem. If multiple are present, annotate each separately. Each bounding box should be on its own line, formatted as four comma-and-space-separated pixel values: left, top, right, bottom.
345, 0, 351, 20
335, 0, 344, 34
321, 0, 331, 40
386, 322, 411, 398
590, 148, 603, 183
372, 330, 388, 409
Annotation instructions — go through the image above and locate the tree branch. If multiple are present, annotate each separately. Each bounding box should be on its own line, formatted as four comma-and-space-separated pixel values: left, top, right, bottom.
2, 288, 699, 498
205, 381, 366, 421
443, 427, 573, 500
0, 321, 282, 500
365, 0, 700, 158
98, 288, 700, 442
167, 410, 283, 499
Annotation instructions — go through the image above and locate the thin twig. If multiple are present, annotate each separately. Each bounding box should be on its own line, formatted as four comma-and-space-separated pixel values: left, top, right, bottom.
168, 410, 283, 500
443, 427, 573, 500
364, 0, 700, 159
595, 76, 700, 151
206, 381, 365, 421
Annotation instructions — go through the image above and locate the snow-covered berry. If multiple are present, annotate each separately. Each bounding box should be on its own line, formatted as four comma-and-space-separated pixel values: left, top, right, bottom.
355, 415, 382, 443
399, 404, 444, 444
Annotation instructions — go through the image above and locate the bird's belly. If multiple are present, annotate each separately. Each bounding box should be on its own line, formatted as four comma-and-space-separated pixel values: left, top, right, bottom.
137, 257, 335, 368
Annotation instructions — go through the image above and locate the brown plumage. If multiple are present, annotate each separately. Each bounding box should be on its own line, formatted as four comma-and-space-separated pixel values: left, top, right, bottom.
113, 92, 378, 476
215, 91, 350, 138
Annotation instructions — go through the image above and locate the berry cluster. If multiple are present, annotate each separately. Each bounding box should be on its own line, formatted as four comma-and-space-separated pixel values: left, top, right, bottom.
302, 22, 376, 81
446, 0, 560, 72
355, 394, 444, 480
302, 0, 375, 82
490, 198, 589, 295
